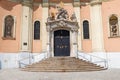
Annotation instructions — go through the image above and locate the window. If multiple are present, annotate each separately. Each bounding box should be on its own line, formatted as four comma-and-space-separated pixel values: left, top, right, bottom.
109, 15, 119, 37
34, 21, 40, 40
3, 15, 15, 39
83, 20, 90, 39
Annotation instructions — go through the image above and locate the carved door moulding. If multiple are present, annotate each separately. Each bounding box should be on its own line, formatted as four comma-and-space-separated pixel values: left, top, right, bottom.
46, 6, 79, 32
46, 5, 79, 57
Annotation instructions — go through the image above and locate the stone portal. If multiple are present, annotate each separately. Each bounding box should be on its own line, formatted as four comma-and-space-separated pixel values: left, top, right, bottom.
46, 4, 79, 57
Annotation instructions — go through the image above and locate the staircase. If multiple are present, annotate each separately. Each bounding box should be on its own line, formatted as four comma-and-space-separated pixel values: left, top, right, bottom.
21, 57, 106, 72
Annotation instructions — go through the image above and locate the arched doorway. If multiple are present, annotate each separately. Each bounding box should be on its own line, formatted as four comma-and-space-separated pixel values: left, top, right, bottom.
54, 30, 70, 56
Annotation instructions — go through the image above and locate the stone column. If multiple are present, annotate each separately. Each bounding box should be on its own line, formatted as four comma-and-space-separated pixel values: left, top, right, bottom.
46, 31, 51, 58
42, 1, 48, 52
20, 1, 33, 52
90, 0, 104, 52
73, 1, 82, 52
71, 30, 78, 57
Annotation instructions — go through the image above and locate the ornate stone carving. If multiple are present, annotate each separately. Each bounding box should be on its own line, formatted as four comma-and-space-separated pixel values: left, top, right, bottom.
56, 8, 69, 20
57, 20, 67, 27
70, 13, 77, 22
46, 3, 79, 32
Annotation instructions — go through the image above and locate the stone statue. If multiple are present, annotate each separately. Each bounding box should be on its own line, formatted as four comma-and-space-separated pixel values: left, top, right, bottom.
70, 13, 77, 22
56, 8, 69, 20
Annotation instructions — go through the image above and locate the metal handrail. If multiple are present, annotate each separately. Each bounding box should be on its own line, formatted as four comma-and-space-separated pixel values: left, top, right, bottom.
77, 51, 108, 69
18, 52, 46, 68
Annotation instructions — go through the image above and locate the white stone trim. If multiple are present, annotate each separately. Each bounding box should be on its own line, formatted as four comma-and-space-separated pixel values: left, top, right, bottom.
90, 4, 105, 52
20, 3, 33, 52
74, 7, 82, 51
42, 7, 48, 51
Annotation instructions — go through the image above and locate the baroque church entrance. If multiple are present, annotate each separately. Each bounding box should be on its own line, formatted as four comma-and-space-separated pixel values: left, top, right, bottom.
46, 4, 79, 57
54, 30, 70, 56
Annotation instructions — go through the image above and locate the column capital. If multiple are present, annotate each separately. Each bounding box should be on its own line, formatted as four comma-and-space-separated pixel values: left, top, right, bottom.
73, 0, 80, 7
8, 0, 33, 6
90, 0, 102, 6
22, 0, 33, 7
42, 0, 49, 7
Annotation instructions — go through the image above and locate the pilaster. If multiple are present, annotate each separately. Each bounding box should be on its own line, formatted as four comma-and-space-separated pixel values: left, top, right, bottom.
73, 0, 82, 52
20, 1, 33, 52
71, 30, 78, 58
42, 0, 48, 52
90, 0, 104, 52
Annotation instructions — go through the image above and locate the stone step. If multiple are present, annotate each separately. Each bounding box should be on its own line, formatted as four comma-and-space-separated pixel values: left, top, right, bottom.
21, 68, 106, 72
21, 57, 106, 72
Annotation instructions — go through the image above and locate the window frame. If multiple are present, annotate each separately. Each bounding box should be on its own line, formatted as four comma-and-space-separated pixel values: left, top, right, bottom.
2, 15, 16, 40
33, 20, 40, 40
82, 20, 90, 39
108, 14, 120, 38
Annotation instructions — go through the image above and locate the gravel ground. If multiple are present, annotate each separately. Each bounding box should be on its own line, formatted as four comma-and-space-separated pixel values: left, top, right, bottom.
0, 68, 120, 80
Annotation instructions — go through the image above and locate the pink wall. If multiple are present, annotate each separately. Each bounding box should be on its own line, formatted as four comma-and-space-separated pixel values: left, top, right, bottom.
0, 1, 21, 53
1, 0, 120, 53
102, 0, 120, 52
32, 5, 42, 53
80, 5, 92, 53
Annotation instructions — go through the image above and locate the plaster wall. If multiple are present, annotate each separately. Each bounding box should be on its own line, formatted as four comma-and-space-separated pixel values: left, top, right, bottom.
102, 0, 120, 52
0, 1, 21, 53
80, 5, 92, 52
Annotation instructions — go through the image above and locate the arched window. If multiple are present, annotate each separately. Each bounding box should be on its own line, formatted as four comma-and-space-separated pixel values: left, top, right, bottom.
34, 21, 40, 40
3, 15, 14, 39
109, 14, 119, 37
83, 20, 90, 39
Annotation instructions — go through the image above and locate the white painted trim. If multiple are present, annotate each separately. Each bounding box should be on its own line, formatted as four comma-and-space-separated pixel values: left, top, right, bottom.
90, 4, 105, 52
74, 7, 82, 51
42, 7, 48, 51
20, 4, 33, 52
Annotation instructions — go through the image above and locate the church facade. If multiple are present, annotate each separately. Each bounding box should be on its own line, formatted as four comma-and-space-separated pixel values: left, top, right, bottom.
0, 0, 120, 69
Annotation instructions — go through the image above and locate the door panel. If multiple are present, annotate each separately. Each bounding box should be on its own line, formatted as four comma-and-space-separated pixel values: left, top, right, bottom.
54, 30, 70, 56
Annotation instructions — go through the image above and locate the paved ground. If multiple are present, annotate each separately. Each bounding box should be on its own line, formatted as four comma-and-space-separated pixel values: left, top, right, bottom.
0, 69, 120, 80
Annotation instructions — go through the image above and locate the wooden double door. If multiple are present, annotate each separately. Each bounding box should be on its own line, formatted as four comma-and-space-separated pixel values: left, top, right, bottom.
54, 30, 70, 56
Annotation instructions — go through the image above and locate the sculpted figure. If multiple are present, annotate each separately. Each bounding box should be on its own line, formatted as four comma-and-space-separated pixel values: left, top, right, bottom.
56, 8, 69, 20
70, 13, 77, 22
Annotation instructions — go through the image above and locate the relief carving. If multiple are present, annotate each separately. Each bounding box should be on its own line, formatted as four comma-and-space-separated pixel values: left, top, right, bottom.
46, 3, 79, 32
56, 7, 69, 20
70, 13, 77, 22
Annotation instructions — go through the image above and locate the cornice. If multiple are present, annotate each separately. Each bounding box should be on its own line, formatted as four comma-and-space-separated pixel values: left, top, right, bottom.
90, 0, 102, 6
73, 2, 80, 7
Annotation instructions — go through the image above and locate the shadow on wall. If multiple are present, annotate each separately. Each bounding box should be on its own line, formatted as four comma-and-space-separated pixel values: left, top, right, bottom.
0, 0, 19, 11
